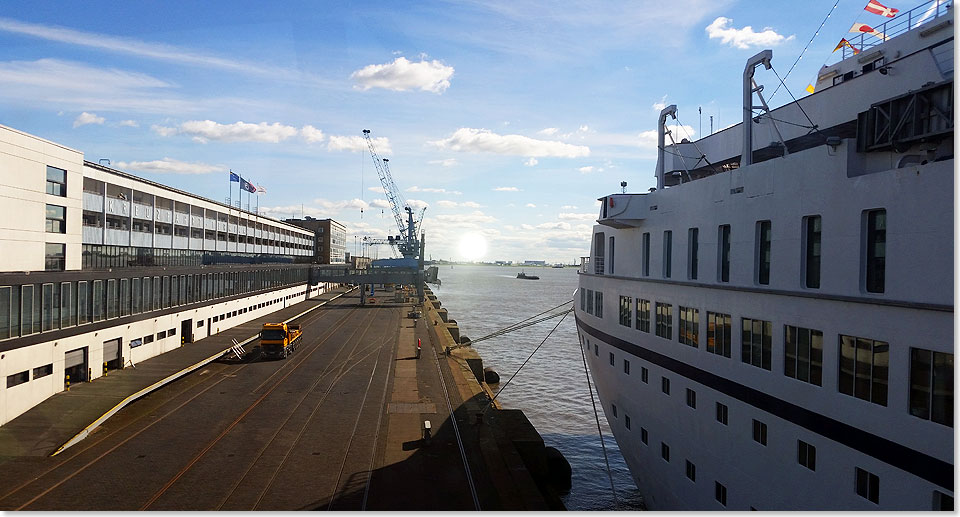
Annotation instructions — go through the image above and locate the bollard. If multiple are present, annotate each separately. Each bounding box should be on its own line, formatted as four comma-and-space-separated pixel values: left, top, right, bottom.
103, 362, 108, 377
423, 420, 432, 446
65, 374, 70, 392
416, 338, 421, 359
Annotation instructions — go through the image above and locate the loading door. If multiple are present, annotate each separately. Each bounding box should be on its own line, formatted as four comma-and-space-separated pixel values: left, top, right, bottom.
64, 347, 88, 386
181, 319, 193, 344
103, 338, 122, 370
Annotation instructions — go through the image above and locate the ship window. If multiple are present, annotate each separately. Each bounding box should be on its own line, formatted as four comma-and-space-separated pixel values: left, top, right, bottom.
609, 352, 615, 366
686, 388, 696, 408
752, 419, 767, 445
679, 306, 698, 347
586, 289, 594, 315
686, 460, 696, 482
863, 209, 885, 293
803, 216, 821, 288
741, 318, 772, 370
611, 403, 617, 418
909, 348, 953, 427
625, 414, 631, 430
641, 367, 649, 384
608, 236, 615, 275
688, 227, 699, 280
580, 289, 586, 311
716, 402, 728, 425
933, 491, 954, 511
661, 442, 670, 462
642, 232, 650, 276
636, 299, 650, 333
756, 221, 771, 285
715, 482, 727, 506
662, 230, 672, 278
593, 232, 605, 275
707, 312, 732, 358
661, 376, 670, 395
641, 427, 648, 445
798, 440, 816, 471
718, 225, 731, 282
839, 335, 888, 406
594, 291, 603, 318
655, 302, 672, 340
855, 467, 879, 504
594, 342, 598, 357
624, 359, 630, 375
785, 325, 823, 386
619, 296, 632, 327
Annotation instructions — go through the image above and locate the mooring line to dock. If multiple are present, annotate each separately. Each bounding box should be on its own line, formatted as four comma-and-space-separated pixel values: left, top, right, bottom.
577, 322, 620, 508
466, 299, 573, 345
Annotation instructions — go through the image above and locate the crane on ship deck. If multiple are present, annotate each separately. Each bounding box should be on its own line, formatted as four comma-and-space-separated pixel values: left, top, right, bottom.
362, 129, 425, 261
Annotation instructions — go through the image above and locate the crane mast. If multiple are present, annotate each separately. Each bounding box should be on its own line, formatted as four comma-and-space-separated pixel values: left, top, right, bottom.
362, 129, 422, 259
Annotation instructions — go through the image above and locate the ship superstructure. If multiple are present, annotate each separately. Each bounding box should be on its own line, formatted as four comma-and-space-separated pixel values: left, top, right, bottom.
575, 1, 953, 510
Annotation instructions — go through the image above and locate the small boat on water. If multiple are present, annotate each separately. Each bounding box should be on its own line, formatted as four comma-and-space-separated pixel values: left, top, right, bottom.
516, 271, 540, 280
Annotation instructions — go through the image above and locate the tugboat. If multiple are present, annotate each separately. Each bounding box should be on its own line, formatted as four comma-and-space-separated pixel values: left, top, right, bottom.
516, 271, 540, 280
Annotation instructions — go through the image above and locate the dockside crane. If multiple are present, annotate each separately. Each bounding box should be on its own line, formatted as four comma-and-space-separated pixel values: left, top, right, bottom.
362, 129, 424, 260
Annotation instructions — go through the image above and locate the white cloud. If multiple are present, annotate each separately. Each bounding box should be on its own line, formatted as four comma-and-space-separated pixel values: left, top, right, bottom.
114, 157, 224, 175
637, 124, 697, 148
73, 111, 104, 128
652, 95, 669, 111
524, 157, 538, 167
434, 211, 497, 225
538, 127, 559, 136
370, 199, 391, 209
117, 119, 139, 127
407, 186, 463, 195
561, 205, 578, 209
462, 201, 481, 208
493, 186, 520, 192
300, 125, 325, 143
406, 199, 429, 210
368, 186, 387, 194
153, 120, 299, 144
428, 158, 458, 167
525, 203, 537, 208
151, 125, 178, 137
578, 125, 591, 133
429, 128, 589, 158
311, 197, 370, 211
328, 134, 392, 154
558, 212, 598, 221
578, 166, 595, 173
705, 17, 794, 49
436, 200, 481, 208
351, 56, 454, 94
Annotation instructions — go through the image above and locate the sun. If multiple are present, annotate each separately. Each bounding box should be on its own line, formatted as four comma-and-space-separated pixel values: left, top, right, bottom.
458, 232, 488, 260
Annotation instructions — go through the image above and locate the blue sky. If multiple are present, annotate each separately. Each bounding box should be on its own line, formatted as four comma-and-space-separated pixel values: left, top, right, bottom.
0, 0, 897, 262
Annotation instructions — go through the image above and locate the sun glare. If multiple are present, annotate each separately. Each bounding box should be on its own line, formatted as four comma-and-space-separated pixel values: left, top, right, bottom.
458, 232, 487, 260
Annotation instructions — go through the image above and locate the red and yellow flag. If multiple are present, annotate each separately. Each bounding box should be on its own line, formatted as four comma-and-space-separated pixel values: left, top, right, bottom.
833, 37, 862, 54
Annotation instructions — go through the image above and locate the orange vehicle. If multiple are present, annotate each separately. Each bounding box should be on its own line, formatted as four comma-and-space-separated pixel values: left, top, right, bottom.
260, 322, 303, 359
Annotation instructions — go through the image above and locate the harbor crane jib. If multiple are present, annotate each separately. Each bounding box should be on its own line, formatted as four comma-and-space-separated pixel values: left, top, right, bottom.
362, 129, 424, 261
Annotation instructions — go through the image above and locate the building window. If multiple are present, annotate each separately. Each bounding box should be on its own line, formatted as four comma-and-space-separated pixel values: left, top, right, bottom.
741, 318, 772, 370
619, 295, 632, 327
609, 352, 615, 366
688, 227, 699, 280
839, 335, 888, 406
642, 232, 650, 277
707, 312, 732, 358
641, 367, 649, 384
624, 359, 630, 375
686, 460, 696, 482
661, 442, 670, 462
855, 467, 880, 504
679, 306, 698, 347
803, 215, 821, 288
686, 388, 696, 408
909, 348, 953, 426
662, 230, 672, 278
655, 302, 672, 339
661, 376, 670, 395
46, 204, 66, 234
636, 299, 650, 332
6, 370, 29, 388
640, 427, 648, 445
46, 165, 66, 197
756, 220, 771, 285
718, 224, 731, 282
752, 419, 767, 445
715, 482, 727, 506
864, 209, 886, 293
798, 440, 816, 471
716, 402, 728, 425
45, 243, 65, 271
594, 291, 603, 318
785, 325, 823, 386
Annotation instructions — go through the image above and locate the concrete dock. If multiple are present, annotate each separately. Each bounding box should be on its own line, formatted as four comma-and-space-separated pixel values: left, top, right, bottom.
0, 284, 564, 510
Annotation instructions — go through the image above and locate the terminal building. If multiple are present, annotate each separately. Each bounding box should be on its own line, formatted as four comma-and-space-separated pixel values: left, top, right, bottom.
284, 216, 347, 264
0, 123, 339, 426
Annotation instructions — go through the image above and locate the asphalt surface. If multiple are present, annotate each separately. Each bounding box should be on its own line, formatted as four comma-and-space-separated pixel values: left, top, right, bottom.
0, 288, 499, 511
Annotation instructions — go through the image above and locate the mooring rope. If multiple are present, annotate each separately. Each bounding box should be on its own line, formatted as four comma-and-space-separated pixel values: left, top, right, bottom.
578, 330, 620, 507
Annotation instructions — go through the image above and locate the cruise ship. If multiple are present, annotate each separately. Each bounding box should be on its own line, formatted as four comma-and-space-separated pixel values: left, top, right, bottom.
575, 1, 953, 510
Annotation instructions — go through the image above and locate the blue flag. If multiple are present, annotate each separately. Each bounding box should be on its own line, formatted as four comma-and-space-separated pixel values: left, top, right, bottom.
241, 178, 256, 193
230, 171, 239, 182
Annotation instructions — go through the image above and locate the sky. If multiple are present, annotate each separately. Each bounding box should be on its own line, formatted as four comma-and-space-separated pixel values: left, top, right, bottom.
0, 0, 903, 263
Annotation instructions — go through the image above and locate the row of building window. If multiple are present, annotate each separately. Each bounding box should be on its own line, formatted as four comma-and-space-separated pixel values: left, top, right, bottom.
601, 293, 952, 426
591, 338, 953, 509
0, 268, 309, 341
596, 209, 885, 293
80, 244, 308, 270
6, 363, 53, 388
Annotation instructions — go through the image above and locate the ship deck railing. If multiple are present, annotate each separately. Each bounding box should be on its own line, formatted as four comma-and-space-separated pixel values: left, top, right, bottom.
841, 0, 952, 59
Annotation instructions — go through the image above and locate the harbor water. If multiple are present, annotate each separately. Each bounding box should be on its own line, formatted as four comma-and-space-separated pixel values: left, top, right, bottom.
430, 264, 645, 511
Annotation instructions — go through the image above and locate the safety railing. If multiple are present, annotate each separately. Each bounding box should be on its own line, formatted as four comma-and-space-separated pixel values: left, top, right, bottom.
843, 0, 952, 58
